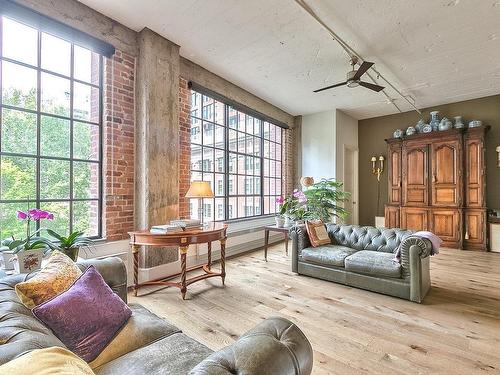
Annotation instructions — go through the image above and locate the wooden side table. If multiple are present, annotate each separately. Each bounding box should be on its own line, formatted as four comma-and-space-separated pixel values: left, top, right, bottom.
263, 225, 291, 261
128, 223, 228, 299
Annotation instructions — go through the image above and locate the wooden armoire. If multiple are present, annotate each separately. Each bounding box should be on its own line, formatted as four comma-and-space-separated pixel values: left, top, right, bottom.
384, 126, 490, 250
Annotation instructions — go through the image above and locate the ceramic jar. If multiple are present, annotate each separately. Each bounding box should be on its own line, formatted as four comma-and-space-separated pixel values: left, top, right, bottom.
469, 120, 482, 128
429, 111, 440, 131
393, 129, 404, 138
406, 126, 416, 136
438, 117, 452, 131
454, 116, 465, 129
415, 119, 426, 133
422, 124, 433, 133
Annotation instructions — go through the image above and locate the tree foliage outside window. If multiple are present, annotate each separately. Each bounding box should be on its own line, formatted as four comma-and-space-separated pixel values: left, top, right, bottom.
0, 16, 103, 240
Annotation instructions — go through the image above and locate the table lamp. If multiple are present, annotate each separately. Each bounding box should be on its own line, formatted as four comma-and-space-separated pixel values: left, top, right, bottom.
185, 180, 214, 225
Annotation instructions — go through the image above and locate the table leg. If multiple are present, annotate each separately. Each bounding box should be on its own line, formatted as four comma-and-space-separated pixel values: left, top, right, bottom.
132, 244, 139, 297
220, 238, 226, 285
284, 232, 289, 256
207, 241, 212, 270
180, 246, 188, 300
264, 229, 269, 261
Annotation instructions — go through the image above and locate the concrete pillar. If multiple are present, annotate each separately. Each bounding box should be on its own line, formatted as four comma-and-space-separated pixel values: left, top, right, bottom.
135, 28, 180, 267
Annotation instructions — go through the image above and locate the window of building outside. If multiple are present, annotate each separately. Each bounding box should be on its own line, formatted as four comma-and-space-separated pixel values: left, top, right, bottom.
0, 16, 103, 239
190, 89, 283, 221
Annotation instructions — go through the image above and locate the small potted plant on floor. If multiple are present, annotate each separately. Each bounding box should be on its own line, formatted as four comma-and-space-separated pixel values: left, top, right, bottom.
6, 209, 54, 273
46, 230, 94, 261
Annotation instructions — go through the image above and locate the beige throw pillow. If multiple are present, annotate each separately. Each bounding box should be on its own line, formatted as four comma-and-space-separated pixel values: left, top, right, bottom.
15, 250, 82, 309
0, 347, 95, 375
306, 220, 331, 247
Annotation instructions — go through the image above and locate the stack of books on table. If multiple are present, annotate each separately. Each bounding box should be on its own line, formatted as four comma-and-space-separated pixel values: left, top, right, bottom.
170, 219, 202, 229
149, 224, 184, 234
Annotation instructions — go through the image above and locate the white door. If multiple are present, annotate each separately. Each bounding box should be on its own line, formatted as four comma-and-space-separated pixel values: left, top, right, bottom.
343, 146, 359, 225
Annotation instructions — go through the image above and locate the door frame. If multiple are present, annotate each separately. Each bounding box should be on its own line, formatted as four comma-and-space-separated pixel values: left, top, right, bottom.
342, 145, 359, 225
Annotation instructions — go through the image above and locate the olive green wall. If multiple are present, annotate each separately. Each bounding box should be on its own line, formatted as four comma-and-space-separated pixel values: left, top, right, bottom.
358, 94, 500, 226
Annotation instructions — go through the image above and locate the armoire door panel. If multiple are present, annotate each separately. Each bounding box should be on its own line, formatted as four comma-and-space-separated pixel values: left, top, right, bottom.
430, 209, 460, 242
464, 209, 487, 250
435, 188, 456, 205
403, 145, 428, 206
431, 140, 461, 207
387, 143, 402, 205
385, 205, 400, 228
401, 208, 428, 231
465, 139, 485, 207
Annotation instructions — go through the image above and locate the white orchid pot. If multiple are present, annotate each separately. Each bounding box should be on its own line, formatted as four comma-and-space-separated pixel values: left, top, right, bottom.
1, 251, 15, 270
284, 216, 293, 228
12, 250, 43, 274
275, 216, 285, 228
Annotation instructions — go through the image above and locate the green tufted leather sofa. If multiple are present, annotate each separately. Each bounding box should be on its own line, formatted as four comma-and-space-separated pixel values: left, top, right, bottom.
0, 257, 313, 374
290, 224, 432, 303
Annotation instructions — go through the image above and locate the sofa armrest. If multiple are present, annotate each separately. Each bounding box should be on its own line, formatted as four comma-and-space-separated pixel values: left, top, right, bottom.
189, 317, 313, 375
399, 236, 432, 302
289, 225, 310, 273
77, 257, 128, 303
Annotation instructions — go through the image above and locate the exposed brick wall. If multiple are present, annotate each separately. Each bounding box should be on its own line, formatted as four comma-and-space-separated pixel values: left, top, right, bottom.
103, 50, 136, 241
178, 77, 191, 219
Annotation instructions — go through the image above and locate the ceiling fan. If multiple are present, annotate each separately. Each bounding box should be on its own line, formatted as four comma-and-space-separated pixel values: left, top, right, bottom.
314, 56, 385, 93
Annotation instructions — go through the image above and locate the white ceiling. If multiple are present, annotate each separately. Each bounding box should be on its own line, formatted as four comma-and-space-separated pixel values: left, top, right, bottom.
79, 0, 500, 119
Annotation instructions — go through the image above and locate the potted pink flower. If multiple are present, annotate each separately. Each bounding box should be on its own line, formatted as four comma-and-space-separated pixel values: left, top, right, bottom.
5, 209, 54, 273
275, 197, 286, 227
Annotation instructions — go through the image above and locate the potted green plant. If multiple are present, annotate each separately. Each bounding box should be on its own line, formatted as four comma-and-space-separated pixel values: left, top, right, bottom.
6, 209, 54, 273
303, 179, 350, 222
46, 230, 94, 261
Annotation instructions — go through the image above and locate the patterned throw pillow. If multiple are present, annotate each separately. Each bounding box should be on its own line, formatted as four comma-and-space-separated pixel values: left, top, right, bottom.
15, 250, 82, 309
306, 220, 331, 247
33, 266, 132, 362
0, 347, 95, 375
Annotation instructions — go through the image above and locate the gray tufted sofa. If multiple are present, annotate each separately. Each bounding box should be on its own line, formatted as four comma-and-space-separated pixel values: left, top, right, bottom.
0, 257, 313, 374
290, 224, 433, 303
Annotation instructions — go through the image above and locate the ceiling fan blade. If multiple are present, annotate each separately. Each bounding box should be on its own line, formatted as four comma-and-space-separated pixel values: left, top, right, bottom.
313, 81, 347, 93
352, 61, 374, 81
358, 81, 385, 92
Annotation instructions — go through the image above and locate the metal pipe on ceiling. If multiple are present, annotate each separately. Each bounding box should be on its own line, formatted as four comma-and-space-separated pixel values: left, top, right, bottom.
294, 0, 421, 115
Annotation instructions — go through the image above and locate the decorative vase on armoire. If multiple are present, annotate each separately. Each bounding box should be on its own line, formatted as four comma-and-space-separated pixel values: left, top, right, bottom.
429, 111, 440, 131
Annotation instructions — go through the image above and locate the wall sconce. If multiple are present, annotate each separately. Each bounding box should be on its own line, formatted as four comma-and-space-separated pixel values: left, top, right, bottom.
371, 155, 385, 218
496, 146, 500, 167
371, 155, 385, 181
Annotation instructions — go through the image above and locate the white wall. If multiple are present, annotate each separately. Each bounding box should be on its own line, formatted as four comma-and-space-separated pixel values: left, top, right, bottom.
335, 109, 358, 182
335, 110, 359, 224
301, 110, 336, 181
300, 109, 359, 223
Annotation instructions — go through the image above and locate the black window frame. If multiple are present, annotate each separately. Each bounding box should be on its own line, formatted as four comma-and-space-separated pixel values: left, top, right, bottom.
189, 88, 284, 222
0, 15, 104, 239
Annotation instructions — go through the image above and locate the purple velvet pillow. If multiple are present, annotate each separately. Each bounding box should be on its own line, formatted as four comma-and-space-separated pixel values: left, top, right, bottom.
33, 265, 131, 362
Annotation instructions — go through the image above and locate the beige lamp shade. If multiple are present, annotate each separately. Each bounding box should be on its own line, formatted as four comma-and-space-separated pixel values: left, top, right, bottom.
185, 181, 214, 198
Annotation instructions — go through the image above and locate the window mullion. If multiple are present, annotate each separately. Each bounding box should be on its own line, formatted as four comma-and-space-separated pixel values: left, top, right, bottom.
224, 103, 229, 221
68, 44, 75, 233
35, 29, 42, 226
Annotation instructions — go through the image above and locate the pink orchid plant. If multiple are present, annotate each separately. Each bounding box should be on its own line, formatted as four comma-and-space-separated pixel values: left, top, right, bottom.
5, 208, 54, 253
276, 189, 309, 220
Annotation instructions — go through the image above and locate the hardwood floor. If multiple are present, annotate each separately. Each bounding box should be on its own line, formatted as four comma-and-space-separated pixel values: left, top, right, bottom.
129, 244, 500, 374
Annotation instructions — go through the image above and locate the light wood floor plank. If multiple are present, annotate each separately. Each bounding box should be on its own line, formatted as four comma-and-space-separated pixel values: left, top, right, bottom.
130, 245, 500, 374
